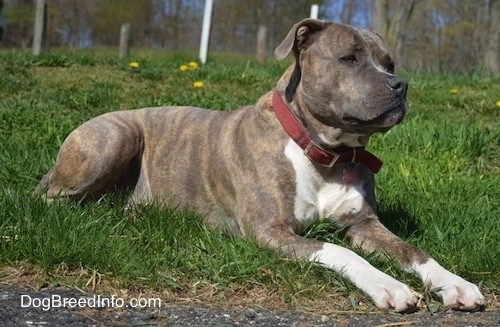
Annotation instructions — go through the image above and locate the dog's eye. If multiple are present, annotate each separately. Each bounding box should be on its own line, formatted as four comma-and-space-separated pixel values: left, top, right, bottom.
387, 60, 395, 74
340, 55, 357, 64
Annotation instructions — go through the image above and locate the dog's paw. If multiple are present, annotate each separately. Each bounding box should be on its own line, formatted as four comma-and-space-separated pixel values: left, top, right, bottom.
414, 259, 486, 311
433, 276, 486, 311
364, 275, 418, 313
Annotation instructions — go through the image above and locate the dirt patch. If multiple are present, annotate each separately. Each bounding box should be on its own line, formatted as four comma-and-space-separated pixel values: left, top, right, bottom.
1, 264, 498, 326
1, 286, 499, 327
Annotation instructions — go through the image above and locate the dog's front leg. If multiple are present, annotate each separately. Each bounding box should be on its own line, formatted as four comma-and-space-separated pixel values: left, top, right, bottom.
257, 227, 418, 312
345, 216, 486, 311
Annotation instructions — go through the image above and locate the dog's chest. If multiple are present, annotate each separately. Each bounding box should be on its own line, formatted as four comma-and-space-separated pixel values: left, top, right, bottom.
284, 140, 366, 227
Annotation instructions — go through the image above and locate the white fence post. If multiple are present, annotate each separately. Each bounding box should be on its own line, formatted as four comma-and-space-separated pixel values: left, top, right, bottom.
199, 0, 213, 64
310, 4, 319, 19
33, 0, 45, 55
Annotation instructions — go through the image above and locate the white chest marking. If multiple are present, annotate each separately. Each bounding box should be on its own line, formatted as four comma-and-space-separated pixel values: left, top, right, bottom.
284, 140, 365, 227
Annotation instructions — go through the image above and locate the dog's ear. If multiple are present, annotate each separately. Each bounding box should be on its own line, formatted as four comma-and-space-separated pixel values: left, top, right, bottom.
274, 18, 327, 60
275, 19, 327, 101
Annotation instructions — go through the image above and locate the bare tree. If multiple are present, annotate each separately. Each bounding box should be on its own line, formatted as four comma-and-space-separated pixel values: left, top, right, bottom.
485, 0, 500, 72
1, 0, 495, 73
371, 0, 415, 67
209, 0, 329, 55
2, 0, 35, 47
48, 0, 93, 47
324, 0, 370, 27
0, 0, 4, 42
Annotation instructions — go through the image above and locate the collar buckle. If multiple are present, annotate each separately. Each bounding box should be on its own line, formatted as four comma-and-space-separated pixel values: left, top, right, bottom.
304, 141, 340, 167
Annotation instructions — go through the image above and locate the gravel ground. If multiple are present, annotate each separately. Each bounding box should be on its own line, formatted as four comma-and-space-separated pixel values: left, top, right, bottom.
1, 286, 499, 326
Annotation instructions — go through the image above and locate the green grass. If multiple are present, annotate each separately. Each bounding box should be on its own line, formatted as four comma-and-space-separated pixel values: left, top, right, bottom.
0, 49, 498, 313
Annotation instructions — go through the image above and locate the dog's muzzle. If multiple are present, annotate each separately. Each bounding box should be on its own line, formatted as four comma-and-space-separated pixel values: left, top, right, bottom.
343, 76, 408, 132
386, 76, 408, 96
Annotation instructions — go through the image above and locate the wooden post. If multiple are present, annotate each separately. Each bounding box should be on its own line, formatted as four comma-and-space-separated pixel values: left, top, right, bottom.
119, 23, 131, 59
33, 0, 45, 55
256, 25, 267, 64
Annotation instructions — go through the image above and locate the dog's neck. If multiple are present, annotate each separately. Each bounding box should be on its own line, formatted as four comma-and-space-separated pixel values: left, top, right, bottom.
276, 66, 366, 147
272, 91, 383, 173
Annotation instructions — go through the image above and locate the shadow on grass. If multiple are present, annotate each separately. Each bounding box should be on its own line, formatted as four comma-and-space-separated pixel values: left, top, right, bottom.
303, 201, 423, 247
377, 201, 422, 239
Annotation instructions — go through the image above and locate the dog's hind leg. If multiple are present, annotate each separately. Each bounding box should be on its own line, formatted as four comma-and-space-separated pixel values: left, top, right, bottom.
36, 112, 144, 203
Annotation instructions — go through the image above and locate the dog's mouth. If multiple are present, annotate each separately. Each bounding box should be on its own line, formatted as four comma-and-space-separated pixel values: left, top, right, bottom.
343, 104, 406, 133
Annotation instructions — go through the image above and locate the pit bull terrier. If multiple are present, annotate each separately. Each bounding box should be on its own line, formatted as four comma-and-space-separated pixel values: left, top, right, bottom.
37, 19, 485, 312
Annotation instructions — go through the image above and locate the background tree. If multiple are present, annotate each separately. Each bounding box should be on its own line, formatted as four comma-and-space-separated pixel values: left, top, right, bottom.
485, 0, 499, 72
371, 0, 415, 67
0, 0, 498, 73
2, 0, 34, 47
0, 0, 4, 43
48, 0, 93, 47
210, 0, 329, 55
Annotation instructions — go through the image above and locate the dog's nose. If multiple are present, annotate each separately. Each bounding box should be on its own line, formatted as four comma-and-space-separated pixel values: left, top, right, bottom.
387, 77, 408, 95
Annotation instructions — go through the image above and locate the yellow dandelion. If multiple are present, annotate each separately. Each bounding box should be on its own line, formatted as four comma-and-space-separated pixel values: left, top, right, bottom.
449, 88, 458, 95
188, 61, 199, 70
496, 100, 500, 108
193, 80, 204, 88
179, 64, 189, 71
129, 61, 139, 69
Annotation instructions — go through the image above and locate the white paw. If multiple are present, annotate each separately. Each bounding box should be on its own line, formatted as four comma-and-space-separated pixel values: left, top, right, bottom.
310, 243, 418, 312
433, 275, 485, 311
364, 274, 418, 312
414, 259, 486, 311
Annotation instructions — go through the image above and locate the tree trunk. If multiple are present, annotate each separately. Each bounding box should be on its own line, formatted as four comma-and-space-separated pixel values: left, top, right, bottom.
0, 0, 4, 44
372, 0, 388, 37
485, 0, 500, 73
371, 0, 415, 68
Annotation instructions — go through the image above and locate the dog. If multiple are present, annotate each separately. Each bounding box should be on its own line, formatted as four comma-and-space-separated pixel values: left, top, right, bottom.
37, 19, 485, 313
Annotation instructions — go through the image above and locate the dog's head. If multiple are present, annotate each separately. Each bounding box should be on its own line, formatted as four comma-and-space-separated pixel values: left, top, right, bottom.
275, 19, 407, 146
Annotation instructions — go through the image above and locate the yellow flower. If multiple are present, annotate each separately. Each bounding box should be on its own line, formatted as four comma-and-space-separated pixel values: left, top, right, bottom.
496, 100, 500, 108
129, 61, 139, 68
449, 88, 458, 95
188, 61, 199, 70
179, 64, 189, 71
193, 80, 204, 88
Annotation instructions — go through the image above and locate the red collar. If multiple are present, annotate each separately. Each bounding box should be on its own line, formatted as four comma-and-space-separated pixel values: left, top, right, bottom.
272, 91, 383, 173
